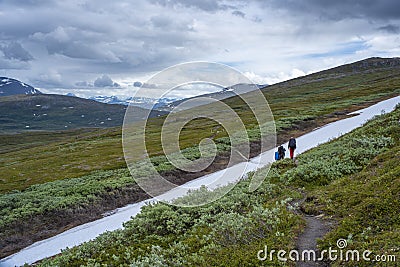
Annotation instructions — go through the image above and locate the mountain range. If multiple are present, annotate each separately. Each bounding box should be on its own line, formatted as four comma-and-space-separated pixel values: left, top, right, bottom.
0, 75, 264, 133
87, 83, 265, 110
88, 95, 181, 109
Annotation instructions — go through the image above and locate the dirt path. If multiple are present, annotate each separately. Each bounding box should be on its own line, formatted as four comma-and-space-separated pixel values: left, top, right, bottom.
295, 215, 331, 267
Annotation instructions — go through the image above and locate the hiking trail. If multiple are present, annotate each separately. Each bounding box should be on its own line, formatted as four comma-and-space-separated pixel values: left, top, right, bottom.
291, 193, 332, 267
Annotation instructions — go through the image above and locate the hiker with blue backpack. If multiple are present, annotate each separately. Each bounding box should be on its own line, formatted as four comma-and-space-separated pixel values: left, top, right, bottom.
275, 145, 286, 160
278, 145, 286, 160
288, 137, 296, 161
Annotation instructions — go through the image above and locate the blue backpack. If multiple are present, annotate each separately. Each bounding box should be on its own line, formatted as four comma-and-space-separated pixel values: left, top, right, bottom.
275, 151, 280, 161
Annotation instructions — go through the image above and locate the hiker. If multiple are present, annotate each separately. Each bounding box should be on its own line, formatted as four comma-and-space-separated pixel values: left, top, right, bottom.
288, 137, 296, 160
278, 145, 286, 160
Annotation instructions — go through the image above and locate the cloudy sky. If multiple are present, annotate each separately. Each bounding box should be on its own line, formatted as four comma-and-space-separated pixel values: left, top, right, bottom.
0, 0, 399, 98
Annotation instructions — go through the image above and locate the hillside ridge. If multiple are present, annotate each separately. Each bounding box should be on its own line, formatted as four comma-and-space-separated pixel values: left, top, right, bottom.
0, 77, 41, 96
0, 94, 166, 132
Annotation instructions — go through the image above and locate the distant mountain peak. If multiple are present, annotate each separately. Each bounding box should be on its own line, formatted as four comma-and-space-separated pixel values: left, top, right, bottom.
0, 77, 41, 96
89, 95, 181, 109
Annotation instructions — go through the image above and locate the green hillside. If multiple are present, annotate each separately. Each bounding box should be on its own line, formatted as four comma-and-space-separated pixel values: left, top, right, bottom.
37, 92, 400, 267
0, 94, 166, 133
0, 57, 400, 259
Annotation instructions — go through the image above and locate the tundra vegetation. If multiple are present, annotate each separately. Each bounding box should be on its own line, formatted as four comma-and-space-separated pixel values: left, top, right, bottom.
37, 104, 400, 266
1, 58, 400, 261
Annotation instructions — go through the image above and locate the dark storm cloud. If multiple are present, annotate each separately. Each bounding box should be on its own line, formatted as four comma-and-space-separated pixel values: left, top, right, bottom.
94, 75, 120, 87
378, 24, 400, 33
17, 2, 198, 75
133, 81, 143, 87
31, 26, 121, 62
0, 0, 237, 90
1, 42, 34, 61
232, 10, 245, 18
0, 2, 65, 39
265, 0, 400, 21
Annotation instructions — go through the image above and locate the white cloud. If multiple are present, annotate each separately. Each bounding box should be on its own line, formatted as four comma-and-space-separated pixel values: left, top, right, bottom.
243, 72, 270, 85
0, 0, 399, 98
245, 69, 307, 86
35, 70, 63, 87
366, 35, 400, 54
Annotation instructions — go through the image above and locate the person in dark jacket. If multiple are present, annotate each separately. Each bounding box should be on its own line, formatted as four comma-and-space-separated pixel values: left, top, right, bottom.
288, 137, 296, 160
278, 145, 286, 160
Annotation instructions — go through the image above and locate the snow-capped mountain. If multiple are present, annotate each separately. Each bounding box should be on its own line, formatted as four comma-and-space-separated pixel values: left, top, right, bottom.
87, 84, 266, 110
88, 95, 181, 109
0, 77, 41, 96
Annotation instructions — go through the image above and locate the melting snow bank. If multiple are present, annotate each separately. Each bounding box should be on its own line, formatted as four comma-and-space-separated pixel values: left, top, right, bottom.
1, 95, 399, 267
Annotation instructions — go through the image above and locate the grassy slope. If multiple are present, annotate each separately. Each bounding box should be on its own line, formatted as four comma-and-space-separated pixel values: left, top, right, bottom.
1, 58, 400, 193
0, 57, 399, 259
303, 116, 400, 266
0, 94, 127, 132
0, 57, 400, 260
37, 98, 400, 267
0, 127, 125, 193
0, 94, 166, 132
0, 57, 399, 260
